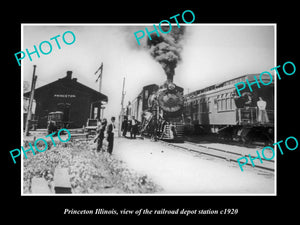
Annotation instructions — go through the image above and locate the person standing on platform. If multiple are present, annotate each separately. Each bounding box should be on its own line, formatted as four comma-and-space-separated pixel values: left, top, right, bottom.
257, 97, 269, 124
98, 119, 107, 152
94, 120, 102, 151
106, 117, 116, 154
127, 116, 132, 137
130, 116, 138, 139
95, 119, 107, 152
121, 116, 128, 137
150, 117, 158, 141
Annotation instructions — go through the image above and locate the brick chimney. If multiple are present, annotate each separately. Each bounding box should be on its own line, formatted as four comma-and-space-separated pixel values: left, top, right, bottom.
66, 71, 72, 79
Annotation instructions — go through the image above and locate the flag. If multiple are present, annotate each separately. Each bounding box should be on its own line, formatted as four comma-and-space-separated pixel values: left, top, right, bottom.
95, 62, 103, 82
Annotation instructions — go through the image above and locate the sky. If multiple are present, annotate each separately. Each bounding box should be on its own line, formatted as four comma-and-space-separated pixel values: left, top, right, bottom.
22, 24, 275, 119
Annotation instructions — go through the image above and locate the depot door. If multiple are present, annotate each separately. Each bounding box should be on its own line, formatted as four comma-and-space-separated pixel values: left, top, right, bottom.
57, 103, 71, 122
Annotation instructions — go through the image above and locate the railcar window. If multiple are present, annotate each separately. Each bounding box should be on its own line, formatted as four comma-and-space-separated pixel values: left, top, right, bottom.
231, 98, 235, 110
215, 93, 235, 112
226, 98, 230, 110
222, 99, 226, 111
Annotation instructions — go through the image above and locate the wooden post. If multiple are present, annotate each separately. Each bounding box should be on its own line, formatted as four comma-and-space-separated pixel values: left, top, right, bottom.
25, 65, 37, 136
100, 104, 105, 120
118, 77, 125, 137
95, 62, 104, 120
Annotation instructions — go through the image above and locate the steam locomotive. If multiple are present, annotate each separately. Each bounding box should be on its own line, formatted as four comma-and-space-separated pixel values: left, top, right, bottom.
125, 81, 184, 141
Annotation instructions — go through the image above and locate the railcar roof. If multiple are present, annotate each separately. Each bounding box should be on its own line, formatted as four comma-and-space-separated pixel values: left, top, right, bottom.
185, 73, 274, 98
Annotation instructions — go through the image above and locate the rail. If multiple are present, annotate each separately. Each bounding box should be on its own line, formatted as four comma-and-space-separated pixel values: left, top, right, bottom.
162, 140, 274, 172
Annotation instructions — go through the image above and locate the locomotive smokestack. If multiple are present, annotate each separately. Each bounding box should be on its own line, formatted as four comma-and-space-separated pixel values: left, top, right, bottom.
146, 26, 185, 83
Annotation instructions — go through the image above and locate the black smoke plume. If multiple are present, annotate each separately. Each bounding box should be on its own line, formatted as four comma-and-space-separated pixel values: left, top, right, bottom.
146, 26, 185, 82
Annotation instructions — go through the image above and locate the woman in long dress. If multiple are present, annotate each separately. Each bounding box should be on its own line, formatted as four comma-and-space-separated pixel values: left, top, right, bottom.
257, 97, 269, 124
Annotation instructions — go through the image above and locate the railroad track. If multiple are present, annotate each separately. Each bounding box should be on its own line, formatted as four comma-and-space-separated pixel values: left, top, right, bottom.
161, 140, 275, 173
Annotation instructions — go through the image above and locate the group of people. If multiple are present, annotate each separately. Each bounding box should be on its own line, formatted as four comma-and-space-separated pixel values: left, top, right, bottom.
121, 116, 140, 139
94, 115, 141, 155
235, 93, 270, 124
94, 116, 116, 154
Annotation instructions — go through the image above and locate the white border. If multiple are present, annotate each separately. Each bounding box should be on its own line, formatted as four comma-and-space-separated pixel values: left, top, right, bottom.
21, 23, 277, 196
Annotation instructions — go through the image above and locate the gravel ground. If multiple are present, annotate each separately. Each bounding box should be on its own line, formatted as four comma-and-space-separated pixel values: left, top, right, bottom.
22, 133, 275, 195
22, 138, 162, 194
113, 137, 275, 194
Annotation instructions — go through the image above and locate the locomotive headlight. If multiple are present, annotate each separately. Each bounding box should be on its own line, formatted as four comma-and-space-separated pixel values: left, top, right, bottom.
168, 83, 176, 90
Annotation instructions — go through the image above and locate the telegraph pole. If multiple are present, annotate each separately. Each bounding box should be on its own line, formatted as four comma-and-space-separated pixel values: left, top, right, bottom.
25, 65, 37, 136
95, 62, 103, 119
118, 77, 126, 137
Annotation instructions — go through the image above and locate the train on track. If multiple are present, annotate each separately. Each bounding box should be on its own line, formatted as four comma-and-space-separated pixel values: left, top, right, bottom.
125, 73, 274, 144
184, 73, 274, 144
125, 81, 185, 141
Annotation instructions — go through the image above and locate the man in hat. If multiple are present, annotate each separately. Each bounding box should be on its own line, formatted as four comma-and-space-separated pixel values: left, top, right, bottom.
106, 116, 116, 154
121, 116, 128, 137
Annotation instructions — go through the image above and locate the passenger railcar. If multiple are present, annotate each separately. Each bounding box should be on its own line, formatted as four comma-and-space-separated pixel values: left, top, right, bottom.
184, 74, 274, 144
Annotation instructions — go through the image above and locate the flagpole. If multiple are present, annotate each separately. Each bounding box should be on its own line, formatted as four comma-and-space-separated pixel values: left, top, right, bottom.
95, 62, 103, 93
99, 63, 103, 93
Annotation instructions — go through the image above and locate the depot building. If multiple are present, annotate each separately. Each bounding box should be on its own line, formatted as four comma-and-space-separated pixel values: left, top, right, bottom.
24, 71, 108, 129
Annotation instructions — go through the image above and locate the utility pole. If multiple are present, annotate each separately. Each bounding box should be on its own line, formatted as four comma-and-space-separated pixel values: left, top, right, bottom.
95, 62, 103, 119
25, 65, 37, 136
118, 77, 126, 137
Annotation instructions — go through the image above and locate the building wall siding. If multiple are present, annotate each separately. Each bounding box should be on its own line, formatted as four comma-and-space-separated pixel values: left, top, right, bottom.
24, 71, 108, 129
